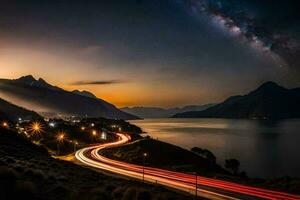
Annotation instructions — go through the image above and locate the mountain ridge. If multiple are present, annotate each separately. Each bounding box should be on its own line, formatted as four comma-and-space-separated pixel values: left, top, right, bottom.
15, 75, 62, 91
0, 75, 139, 120
121, 104, 215, 118
173, 81, 300, 119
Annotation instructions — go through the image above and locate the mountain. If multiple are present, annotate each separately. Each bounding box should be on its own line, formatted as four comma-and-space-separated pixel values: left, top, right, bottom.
121, 104, 215, 118
0, 75, 139, 120
15, 75, 61, 91
0, 98, 41, 121
173, 81, 300, 119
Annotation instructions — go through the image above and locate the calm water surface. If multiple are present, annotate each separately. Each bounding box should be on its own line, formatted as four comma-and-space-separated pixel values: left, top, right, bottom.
129, 118, 300, 178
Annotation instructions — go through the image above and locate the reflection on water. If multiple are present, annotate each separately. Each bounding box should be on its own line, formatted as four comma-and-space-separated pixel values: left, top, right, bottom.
129, 118, 300, 178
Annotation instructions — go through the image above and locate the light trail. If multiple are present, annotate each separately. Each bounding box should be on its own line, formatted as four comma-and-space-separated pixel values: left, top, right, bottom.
75, 133, 300, 200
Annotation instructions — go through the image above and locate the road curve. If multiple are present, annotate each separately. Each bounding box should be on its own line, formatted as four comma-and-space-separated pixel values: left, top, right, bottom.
75, 133, 300, 200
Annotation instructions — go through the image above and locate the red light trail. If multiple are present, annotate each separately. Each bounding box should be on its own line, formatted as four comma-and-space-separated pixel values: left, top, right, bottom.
75, 133, 300, 200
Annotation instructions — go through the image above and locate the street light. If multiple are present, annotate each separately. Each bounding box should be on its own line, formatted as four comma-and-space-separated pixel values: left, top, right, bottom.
33, 123, 40, 131
92, 130, 97, 136
56, 132, 65, 156
29, 121, 43, 134
2, 122, 8, 128
73, 141, 78, 154
92, 130, 97, 142
142, 153, 148, 182
57, 133, 65, 141
27, 122, 44, 141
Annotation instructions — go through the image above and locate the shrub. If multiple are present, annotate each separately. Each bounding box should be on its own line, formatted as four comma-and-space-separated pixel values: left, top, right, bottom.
225, 159, 240, 174
191, 147, 216, 163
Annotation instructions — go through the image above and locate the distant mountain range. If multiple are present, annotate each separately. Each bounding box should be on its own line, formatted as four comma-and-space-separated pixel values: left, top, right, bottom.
173, 81, 300, 119
0, 98, 41, 121
121, 104, 215, 118
0, 75, 139, 120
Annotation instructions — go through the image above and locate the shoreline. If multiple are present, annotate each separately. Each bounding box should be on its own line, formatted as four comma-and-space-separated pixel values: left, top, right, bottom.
129, 118, 300, 179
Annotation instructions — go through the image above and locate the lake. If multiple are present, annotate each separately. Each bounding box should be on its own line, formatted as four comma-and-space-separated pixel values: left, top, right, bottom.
129, 118, 300, 179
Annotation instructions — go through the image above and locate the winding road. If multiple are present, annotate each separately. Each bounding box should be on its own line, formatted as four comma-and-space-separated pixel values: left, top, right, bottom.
75, 133, 300, 200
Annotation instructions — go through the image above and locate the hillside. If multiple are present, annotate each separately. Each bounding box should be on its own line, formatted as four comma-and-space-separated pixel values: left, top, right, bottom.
100, 138, 225, 175
0, 127, 191, 200
173, 82, 300, 119
0, 98, 41, 121
0, 76, 139, 120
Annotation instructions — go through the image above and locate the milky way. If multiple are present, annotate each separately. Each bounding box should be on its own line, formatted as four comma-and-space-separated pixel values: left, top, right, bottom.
180, 0, 300, 71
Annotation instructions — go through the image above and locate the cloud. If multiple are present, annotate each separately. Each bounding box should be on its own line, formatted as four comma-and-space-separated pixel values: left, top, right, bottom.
70, 80, 124, 86
80, 45, 102, 55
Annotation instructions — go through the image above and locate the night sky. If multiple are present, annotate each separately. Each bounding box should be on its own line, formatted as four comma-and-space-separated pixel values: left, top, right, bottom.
0, 0, 299, 107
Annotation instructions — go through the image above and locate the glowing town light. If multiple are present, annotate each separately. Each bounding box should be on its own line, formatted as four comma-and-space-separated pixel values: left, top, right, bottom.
57, 132, 65, 142
101, 131, 107, 140
29, 122, 43, 134
33, 123, 40, 131
81, 126, 85, 131
92, 130, 97, 136
49, 122, 55, 127
143, 153, 148, 157
91, 123, 95, 127
2, 122, 8, 128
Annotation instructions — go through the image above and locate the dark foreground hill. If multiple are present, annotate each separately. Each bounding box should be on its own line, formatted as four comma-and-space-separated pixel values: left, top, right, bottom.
173, 82, 300, 119
0, 127, 192, 200
0, 75, 138, 120
100, 138, 226, 176
0, 98, 41, 121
